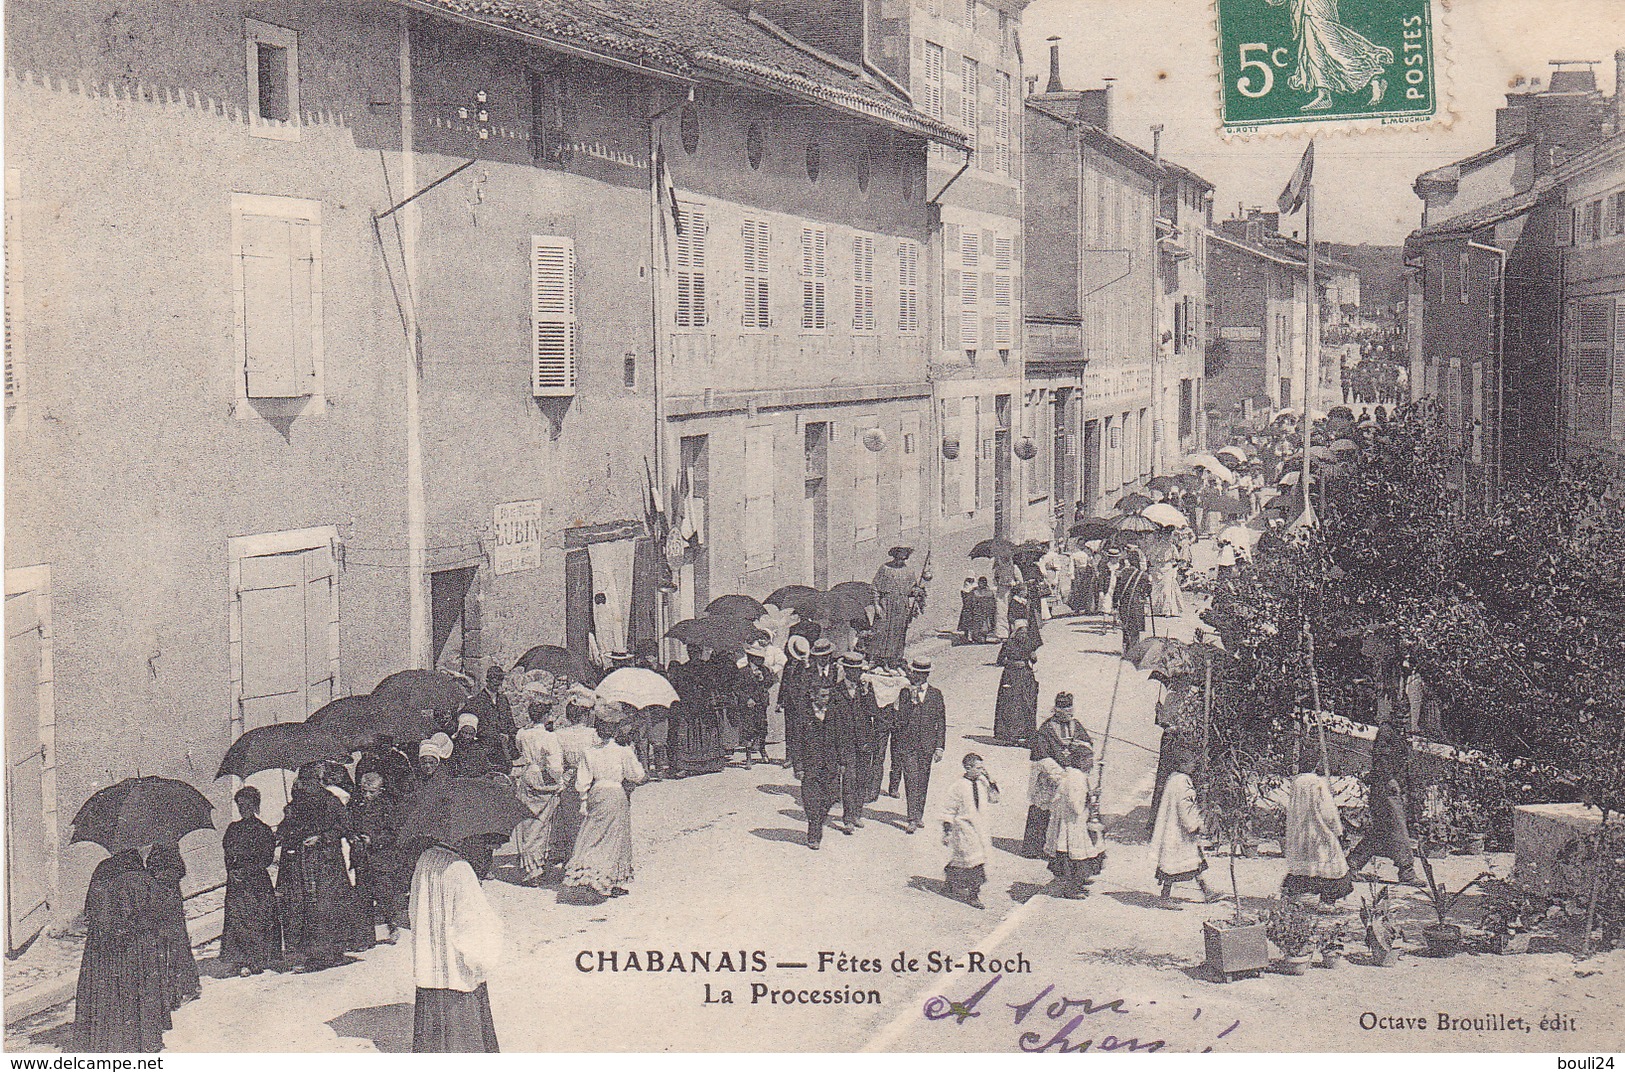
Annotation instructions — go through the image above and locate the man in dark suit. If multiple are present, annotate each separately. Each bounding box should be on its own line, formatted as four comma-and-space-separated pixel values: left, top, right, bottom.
894, 656, 946, 833
830, 652, 876, 833
460, 664, 517, 767
798, 641, 841, 850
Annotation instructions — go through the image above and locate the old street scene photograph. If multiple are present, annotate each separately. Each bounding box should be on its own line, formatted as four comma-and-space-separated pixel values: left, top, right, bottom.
3, 0, 1625, 1056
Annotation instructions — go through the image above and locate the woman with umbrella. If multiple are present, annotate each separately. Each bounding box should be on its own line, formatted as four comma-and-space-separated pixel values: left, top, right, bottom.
1114, 549, 1152, 656
71, 776, 212, 1052
562, 704, 649, 899
992, 624, 1040, 746
666, 643, 733, 776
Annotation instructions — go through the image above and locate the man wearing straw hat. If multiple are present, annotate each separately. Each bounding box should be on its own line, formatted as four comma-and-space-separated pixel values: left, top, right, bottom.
894, 656, 946, 833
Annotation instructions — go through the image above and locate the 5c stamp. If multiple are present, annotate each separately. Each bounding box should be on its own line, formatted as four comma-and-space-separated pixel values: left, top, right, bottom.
1217, 0, 1439, 131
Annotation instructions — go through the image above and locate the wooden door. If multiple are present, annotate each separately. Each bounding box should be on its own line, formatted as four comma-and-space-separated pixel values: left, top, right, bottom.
5, 593, 49, 955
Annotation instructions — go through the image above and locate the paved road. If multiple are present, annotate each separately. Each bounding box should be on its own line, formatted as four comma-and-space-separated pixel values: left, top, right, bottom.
10, 598, 1621, 1053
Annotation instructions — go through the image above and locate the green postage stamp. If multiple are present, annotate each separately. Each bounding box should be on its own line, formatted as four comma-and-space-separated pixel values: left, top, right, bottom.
1216, 0, 1439, 131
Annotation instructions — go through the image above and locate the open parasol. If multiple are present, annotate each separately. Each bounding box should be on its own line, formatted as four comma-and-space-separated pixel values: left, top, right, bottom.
1215, 445, 1249, 465
595, 667, 680, 710
764, 585, 819, 615
968, 537, 1016, 560
1182, 453, 1238, 482
306, 695, 438, 750
829, 580, 879, 608
513, 644, 594, 684
371, 669, 471, 724
1114, 492, 1153, 513
1141, 502, 1189, 528
665, 616, 770, 654
1113, 513, 1160, 534
705, 594, 768, 621
217, 722, 352, 780
72, 776, 214, 854
396, 776, 531, 849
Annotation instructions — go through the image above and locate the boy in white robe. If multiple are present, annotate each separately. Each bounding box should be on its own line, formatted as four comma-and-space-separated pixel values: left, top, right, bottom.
941, 753, 1000, 909
1150, 749, 1222, 906
1044, 748, 1105, 898
411, 843, 505, 1052
1281, 747, 1353, 904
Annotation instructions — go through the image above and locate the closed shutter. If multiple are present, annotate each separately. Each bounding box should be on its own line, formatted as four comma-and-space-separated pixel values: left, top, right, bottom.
993, 236, 1013, 345
852, 234, 876, 332
675, 204, 708, 329
302, 548, 336, 710
744, 424, 776, 570
240, 551, 310, 733
1614, 297, 1625, 442
801, 226, 827, 330
995, 71, 1011, 174
960, 231, 980, 349
961, 58, 979, 159
940, 399, 961, 515
4, 176, 20, 407
1576, 299, 1611, 433
943, 224, 961, 348
742, 218, 770, 329
531, 235, 577, 396
900, 412, 921, 530
897, 240, 919, 334
240, 214, 317, 398
5, 592, 49, 954
923, 42, 944, 119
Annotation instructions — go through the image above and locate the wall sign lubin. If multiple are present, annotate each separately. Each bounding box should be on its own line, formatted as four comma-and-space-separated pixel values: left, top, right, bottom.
492, 500, 547, 575
1216, 0, 1437, 130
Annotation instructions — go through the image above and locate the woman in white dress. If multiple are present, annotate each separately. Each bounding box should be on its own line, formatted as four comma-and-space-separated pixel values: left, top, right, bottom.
512, 702, 564, 885
562, 705, 648, 898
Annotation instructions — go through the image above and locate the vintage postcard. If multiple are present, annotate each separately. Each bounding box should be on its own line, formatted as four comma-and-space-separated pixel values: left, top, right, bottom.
4, 0, 1625, 1058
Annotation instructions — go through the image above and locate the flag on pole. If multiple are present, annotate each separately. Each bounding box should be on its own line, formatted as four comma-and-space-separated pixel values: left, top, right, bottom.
1277, 140, 1314, 216
655, 141, 682, 236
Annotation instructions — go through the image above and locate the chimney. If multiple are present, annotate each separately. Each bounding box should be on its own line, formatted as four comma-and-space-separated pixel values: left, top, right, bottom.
1046, 37, 1064, 94
1077, 83, 1112, 131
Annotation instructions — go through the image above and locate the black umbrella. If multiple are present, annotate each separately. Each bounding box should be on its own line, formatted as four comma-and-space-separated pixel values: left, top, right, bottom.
1069, 521, 1115, 542
1114, 513, 1160, 533
829, 580, 879, 608
371, 669, 471, 724
765, 585, 819, 614
513, 645, 594, 684
1115, 492, 1153, 512
396, 776, 531, 848
1147, 475, 1181, 492
1012, 542, 1048, 570
666, 616, 770, 654
217, 722, 353, 780
969, 537, 1016, 560
72, 776, 214, 854
706, 594, 768, 621
306, 695, 439, 751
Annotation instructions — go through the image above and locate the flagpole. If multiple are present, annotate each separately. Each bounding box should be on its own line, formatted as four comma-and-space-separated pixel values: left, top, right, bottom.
1301, 148, 1315, 519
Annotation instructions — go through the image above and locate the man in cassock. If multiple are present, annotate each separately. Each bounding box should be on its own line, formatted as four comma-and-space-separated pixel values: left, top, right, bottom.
411, 842, 504, 1052
75, 842, 198, 1052
460, 664, 518, 766
351, 772, 404, 942
830, 652, 877, 831
893, 657, 946, 833
870, 546, 928, 668
1024, 692, 1091, 857
797, 640, 842, 849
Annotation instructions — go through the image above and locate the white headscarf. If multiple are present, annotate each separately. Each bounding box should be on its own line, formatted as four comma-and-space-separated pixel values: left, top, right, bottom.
419, 732, 454, 760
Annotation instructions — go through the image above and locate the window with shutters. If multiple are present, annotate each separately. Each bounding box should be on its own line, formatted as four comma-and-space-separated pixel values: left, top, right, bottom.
530, 68, 574, 167
744, 424, 776, 570
5, 173, 22, 411
1583, 200, 1603, 244
1614, 297, 1625, 442
923, 43, 945, 120
900, 412, 921, 530
232, 193, 321, 408
961, 58, 980, 165
1179, 378, 1194, 439
995, 72, 1012, 174
1555, 206, 1574, 247
993, 235, 1013, 344
1610, 191, 1625, 237
531, 236, 577, 396
897, 239, 920, 334
964, 0, 977, 32
801, 226, 828, 331
1173, 299, 1185, 355
1458, 252, 1471, 304
1575, 298, 1612, 433
961, 231, 980, 352
245, 19, 299, 141
852, 234, 876, 333
742, 217, 771, 330
675, 202, 708, 330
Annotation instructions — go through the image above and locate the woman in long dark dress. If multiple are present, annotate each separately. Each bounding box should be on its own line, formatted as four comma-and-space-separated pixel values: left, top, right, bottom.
277, 769, 371, 971
669, 650, 730, 775
75, 844, 197, 1052
220, 786, 281, 975
992, 627, 1040, 745
146, 842, 201, 1005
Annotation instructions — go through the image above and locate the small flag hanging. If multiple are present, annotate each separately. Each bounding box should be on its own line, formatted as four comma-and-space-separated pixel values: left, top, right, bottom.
654, 142, 682, 236
1277, 140, 1315, 216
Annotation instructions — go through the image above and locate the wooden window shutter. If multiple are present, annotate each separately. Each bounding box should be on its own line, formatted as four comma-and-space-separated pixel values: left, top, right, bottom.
993, 236, 1013, 344
801, 226, 827, 330
531, 235, 577, 396
743, 218, 770, 329
960, 231, 980, 348
897, 240, 920, 334
1614, 297, 1625, 442
675, 204, 708, 328
240, 214, 304, 398
4, 178, 20, 406
1575, 298, 1611, 432
943, 224, 961, 349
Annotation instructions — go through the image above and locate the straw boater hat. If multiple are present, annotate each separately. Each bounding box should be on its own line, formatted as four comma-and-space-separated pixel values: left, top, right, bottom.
787, 635, 812, 660
1053, 691, 1075, 714
457, 713, 479, 732
810, 639, 835, 657
839, 652, 866, 668
907, 656, 933, 675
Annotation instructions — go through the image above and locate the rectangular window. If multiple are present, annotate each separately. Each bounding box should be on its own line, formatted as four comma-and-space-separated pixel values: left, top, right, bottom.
1459, 251, 1471, 305
529, 68, 573, 166
1585, 200, 1604, 244
854, 418, 879, 542
961, 58, 980, 165
964, 0, 977, 32
800, 226, 828, 330
923, 43, 945, 120
1179, 378, 1194, 439
995, 71, 1012, 175
993, 235, 1013, 345
960, 230, 981, 351
233, 194, 321, 403
998, 11, 1010, 52
531, 236, 577, 396
1610, 191, 1625, 237
5, 173, 22, 409
897, 239, 920, 334
245, 19, 299, 140
900, 413, 921, 530
742, 217, 771, 330
744, 424, 776, 570
675, 202, 708, 329
852, 234, 876, 333
1575, 298, 1612, 432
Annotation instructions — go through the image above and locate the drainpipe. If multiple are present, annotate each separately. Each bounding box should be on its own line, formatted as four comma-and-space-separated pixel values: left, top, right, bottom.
398, 13, 430, 667
1468, 240, 1507, 500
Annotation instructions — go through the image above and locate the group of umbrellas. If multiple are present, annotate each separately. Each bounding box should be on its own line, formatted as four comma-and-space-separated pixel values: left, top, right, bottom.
663, 583, 881, 656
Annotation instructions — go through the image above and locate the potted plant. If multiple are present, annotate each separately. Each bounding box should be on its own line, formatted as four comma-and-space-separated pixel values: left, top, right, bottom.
1265, 898, 1316, 975
1360, 882, 1399, 966
1416, 851, 1492, 958
1478, 877, 1557, 955
1318, 922, 1349, 968
1201, 746, 1271, 982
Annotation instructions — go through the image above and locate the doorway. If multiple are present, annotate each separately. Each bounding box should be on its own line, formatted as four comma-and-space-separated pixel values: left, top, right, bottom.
803, 422, 830, 588
1083, 418, 1101, 511
679, 435, 711, 612
430, 566, 479, 673
993, 394, 1012, 538
5, 587, 50, 956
